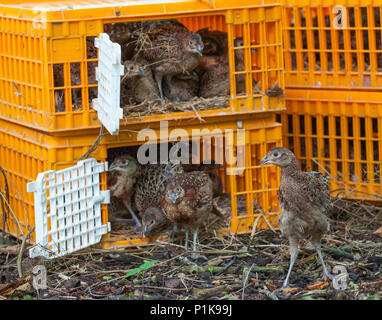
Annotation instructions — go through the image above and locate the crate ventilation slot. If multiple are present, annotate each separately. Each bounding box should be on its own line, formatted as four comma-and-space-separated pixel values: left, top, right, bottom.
27, 159, 110, 259
93, 33, 124, 135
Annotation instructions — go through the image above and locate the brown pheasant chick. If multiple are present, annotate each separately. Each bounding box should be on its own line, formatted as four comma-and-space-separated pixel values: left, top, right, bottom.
134, 163, 184, 238
139, 24, 203, 101
122, 59, 160, 104
110, 23, 131, 46
260, 147, 332, 290
199, 37, 246, 98
197, 28, 228, 56
141, 207, 169, 238
108, 155, 143, 231
163, 71, 199, 102
161, 171, 213, 257
199, 162, 224, 198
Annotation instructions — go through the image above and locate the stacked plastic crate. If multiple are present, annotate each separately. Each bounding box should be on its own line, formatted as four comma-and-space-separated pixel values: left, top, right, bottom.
0, 0, 285, 257
279, 2, 382, 201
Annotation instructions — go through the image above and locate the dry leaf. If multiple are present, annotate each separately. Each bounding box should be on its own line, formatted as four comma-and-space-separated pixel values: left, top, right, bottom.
373, 226, 382, 237
281, 287, 301, 294
0, 276, 31, 296
165, 278, 181, 289
305, 281, 329, 291
327, 239, 344, 246
0, 245, 19, 255
15, 282, 32, 292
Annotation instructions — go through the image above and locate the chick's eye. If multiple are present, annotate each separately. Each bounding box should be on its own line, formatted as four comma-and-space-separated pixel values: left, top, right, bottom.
273, 152, 279, 157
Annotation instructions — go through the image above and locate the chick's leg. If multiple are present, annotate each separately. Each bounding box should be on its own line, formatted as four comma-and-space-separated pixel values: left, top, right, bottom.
192, 228, 198, 253
281, 237, 299, 289
123, 200, 142, 232
179, 229, 197, 265
154, 72, 164, 102
191, 228, 207, 261
312, 240, 333, 280
184, 228, 189, 251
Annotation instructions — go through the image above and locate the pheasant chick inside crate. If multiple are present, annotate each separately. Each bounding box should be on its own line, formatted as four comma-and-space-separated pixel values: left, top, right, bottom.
101, 17, 284, 118
21, 116, 282, 257
52, 14, 284, 124
104, 137, 280, 247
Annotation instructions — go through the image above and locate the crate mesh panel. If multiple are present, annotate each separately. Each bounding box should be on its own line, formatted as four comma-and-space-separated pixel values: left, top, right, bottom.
27, 158, 110, 259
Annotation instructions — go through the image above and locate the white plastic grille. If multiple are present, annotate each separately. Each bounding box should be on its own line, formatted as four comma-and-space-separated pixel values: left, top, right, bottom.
27, 159, 110, 259
93, 33, 124, 135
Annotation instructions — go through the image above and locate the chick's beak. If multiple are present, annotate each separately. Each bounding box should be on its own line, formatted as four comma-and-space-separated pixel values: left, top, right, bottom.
109, 163, 118, 171
196, 44, 203, 56
169, 193, 177, 204
259, 155, 269, 167
142, 225, 148, 238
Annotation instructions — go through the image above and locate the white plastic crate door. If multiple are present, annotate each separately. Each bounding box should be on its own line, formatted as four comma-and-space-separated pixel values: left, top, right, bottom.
93, 33, 124, 135
27, 159, 111, 259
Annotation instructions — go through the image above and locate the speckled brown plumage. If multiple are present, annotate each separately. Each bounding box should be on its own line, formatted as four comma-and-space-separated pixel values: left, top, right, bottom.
161, 171, 214, 254
199, 38, 245, 98
134, 163, 184, 236
108, 155, 143, 230
110, 23, 132, 46
121, 58, 160, 104
260, 147, 332, 289
198, 162, 224, 198
138, 24, 203, 100
163, 71, 199, 102
197, 28, 228, 56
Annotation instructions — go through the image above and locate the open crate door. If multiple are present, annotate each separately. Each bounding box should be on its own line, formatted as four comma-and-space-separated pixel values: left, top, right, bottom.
27, 159, 110, 259
93, 33, 124, 135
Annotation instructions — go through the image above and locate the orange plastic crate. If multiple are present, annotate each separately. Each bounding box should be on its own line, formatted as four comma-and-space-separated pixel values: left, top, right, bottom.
280, 88, 382, 202
281, 0, 382, 90
0, 114, 282, 249
0, 0, 285, 134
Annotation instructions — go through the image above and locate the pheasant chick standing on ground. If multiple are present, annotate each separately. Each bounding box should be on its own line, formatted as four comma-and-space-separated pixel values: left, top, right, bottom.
161, 171, 214, 258
134, 163, 184, 238
260, 147, 333, 289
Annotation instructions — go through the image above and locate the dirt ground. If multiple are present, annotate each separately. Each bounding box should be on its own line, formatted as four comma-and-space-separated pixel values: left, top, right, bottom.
0, 197, 381, 301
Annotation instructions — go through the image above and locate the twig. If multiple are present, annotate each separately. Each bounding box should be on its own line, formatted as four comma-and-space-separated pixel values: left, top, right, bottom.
190, 103, 205, 123
17, 227, 35, 278
79, 126, 104, 161
3, 169, 31, 232
216, 255, 237, 276
242, 263, 254, 300
303, 245, 359, 261
135, 285, 188, 291
259, 286, 279, 300
0, 166, 10, 238
0, 191, 24, 237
